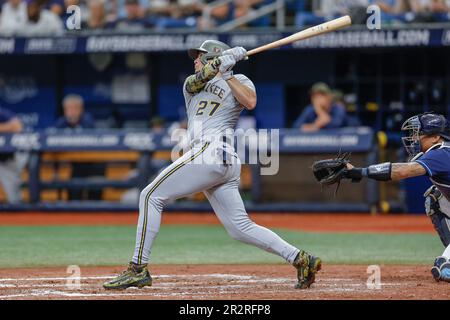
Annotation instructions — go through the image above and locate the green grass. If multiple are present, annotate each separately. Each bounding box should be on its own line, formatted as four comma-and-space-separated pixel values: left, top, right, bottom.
0, 225, 443, 268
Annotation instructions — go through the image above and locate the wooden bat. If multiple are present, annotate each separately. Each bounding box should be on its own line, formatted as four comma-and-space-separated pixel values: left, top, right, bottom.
246, 15, 352, 57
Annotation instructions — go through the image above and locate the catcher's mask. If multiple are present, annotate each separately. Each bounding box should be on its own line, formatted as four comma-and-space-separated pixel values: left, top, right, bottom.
401, 112, 450, 159
188, 40, 230, 65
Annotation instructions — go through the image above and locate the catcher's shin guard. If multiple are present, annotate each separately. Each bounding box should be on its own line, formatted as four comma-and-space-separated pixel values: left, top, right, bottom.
293, 250, 322, 289
103, 262, 152, 290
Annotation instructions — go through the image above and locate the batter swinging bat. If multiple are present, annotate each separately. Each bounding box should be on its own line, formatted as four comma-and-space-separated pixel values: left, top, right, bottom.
246, 15, 352, 57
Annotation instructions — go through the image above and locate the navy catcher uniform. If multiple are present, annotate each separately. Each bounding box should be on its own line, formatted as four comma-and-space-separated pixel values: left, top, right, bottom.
333, 112, 450, 283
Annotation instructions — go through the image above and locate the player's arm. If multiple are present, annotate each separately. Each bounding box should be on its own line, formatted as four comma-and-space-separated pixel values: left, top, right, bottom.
0, 117, 23, 133
345, 161, 426, 182
226, 77, 257, 110
185, 58, 221, 94
219, 47, 256, 110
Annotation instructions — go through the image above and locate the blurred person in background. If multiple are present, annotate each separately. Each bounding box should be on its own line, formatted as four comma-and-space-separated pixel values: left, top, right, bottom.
293, 82, 347, 132
296, 0, 369, 27
13, 0, 64, 36
0, 0, 27, 36
232, 0, 273, 28
55, 94, 94, 129
378, 0, 450, 22
83, 0, 106, 29
46, 0, 64, 15
0, 107, 23, 204
410, 0, 450, 22
112, 0, 152, 31
196, 0, 231, 29
115, 0, 148, 19
147, 0, 204, 30
374, 0, 410, 23
54, 94, 104, 201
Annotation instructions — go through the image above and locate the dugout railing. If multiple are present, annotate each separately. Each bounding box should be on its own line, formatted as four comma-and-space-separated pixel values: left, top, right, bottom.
0, 127, 380, 212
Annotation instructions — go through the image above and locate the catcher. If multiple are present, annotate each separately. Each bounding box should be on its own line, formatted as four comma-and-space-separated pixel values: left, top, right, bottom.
313, 112, 450, 283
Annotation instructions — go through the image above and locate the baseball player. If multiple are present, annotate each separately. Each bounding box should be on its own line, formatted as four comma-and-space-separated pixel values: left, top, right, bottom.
103, 40, 321, 290
313, 112, 450, 283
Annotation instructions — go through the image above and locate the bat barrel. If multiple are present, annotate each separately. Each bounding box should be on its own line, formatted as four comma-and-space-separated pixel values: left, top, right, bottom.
247, 15, 352, 57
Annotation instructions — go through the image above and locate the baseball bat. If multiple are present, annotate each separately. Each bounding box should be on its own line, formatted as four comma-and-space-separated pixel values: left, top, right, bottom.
246, 15, 352, 57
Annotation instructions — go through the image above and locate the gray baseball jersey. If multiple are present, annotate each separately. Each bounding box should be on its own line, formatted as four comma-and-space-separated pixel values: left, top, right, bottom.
183, 74, 256, 143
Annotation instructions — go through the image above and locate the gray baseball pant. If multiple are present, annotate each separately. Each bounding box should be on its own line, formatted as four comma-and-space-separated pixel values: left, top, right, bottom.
132, 141, 300, 265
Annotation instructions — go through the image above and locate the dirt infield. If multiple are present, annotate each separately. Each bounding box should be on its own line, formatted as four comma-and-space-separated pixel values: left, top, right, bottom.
0, 264, 448, 300
0, 212, 445, 299
0, 212, 435, 233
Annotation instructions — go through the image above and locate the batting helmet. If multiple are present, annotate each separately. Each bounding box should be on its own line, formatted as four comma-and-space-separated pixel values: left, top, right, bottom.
188, 40, 230, 65
401, 112, 450, 158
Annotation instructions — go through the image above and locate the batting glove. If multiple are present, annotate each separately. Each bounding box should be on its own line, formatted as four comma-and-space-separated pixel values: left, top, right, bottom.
222, 47, 247, 62
219, 55, 236, 80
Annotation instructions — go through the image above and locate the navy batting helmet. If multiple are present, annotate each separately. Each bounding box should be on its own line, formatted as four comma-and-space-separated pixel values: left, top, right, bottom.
401, 112, 450, 158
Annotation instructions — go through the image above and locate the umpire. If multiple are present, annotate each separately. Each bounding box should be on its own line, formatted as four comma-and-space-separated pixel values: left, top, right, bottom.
0, 107, 23, 203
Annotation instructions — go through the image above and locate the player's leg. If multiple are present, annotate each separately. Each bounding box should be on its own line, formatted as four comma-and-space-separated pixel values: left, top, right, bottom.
0, 159, 21, 204
204, 161, 321, 289
104, 142, 227, 290
204, 180, 299, 260
429, 211, 450, 282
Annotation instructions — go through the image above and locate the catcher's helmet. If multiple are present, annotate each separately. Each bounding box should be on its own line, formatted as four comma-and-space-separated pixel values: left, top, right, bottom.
188, 40, 230, 65
401, 112, 450, 158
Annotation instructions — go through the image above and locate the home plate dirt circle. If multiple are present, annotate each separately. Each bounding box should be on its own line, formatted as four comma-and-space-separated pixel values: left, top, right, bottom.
0, 265, 448, 300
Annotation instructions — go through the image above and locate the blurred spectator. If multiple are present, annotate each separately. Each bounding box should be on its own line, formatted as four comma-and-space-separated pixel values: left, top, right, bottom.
293, 82, 347, 132
410, 0, 450, 22
112, 0, 152, 31
197, 0, 230, 29
116, 0, 148, 19
296, 0, 369, 27
46, 0, 64, 15
375, 0, 450, 23
55, 94, 95, 129
150, 116, 166, 134
0, 0, 27, 36
233, 0, 267, 28
0, 107, 23, 204
83, 0, 106, 29
375, 0, 409, 23
54, 94, 104, 201
8, 0, 65, 36
146, 0, 205, 30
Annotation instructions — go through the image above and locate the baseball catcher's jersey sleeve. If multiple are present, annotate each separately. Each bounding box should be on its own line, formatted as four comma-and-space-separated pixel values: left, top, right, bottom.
415, 148, 449, 177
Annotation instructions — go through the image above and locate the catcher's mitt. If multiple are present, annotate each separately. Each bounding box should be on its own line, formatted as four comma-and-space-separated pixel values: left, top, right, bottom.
312, 152, 352, 194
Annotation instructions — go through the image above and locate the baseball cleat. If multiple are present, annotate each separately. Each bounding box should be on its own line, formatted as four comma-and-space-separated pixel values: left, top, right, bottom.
439, 262, 450, 283
431, 257, 449, 282
293, 250, 322, 289
103, 262, 152, 290
431, 266, 441, 282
